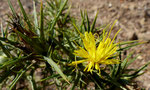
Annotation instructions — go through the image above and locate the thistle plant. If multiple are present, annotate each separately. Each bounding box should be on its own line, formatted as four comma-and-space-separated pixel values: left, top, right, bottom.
0, 0, 149, 90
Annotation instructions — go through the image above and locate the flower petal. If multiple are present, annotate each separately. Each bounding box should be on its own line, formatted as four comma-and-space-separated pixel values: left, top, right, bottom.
87, 61, 94, 72
68, 59, 87, 66
83, 32, 96, 57
74, 47, 89, 58
95, 63, 100, 70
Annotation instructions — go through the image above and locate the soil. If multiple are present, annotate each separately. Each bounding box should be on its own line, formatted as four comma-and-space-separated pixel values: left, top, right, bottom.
0, 0, 150, 89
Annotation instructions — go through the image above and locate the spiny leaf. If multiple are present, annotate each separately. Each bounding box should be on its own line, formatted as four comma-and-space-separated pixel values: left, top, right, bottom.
101, 71, 127, 90
17, 0, 32, 30
49, 35, 74, 59
44, 56, 70, 84
126, 55, 139, 67
85, 11, 90, 32
0, 41, 12, 58
1, 23, 4, 37
0, 54, 32, 69
71, 71, 81, 90
49, 0, 68, 36
121, 52, 134, 71
0, 37, 19, 46
9, 63, 33, 89
119, 40, 139, 45
7, 0, 16, 16
40, 0, 45, 41
90, 12, 98, 32
62, 5, 71, 24
117, 42, 142, 51
39, 74, 59, 82
33, 1, 39, 35
131, 62, 150, 76
0, 70, 12, 83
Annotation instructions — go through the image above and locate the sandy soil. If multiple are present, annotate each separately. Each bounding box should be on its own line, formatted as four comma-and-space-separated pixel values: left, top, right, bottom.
0, 0, 150, 89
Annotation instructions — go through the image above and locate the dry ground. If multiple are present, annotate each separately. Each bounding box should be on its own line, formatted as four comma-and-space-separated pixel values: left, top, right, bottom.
0, 0, 150, 89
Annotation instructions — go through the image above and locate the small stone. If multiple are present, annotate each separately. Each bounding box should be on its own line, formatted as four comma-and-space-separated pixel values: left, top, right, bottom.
137, 55, 143, 60
127, 31, 138, 40
138, 32, 150, 41
131, 33, 138, 40
108, 3, 112, 8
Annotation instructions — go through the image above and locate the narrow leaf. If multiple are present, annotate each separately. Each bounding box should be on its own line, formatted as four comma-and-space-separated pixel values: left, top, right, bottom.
17, 0, 32, 30
7, 0, 16, 16
0, 41, 12, 58
44, 56, 70, 84
1, 23, 4, 37
86, 11, 90, 32
40, 74, 59, 82
49, 0, 68, 36
90, 12, 98, 32
117, 43, 142, 51
40, 0, 44, 41
132, 62, 150, 76
121, 52, 134, 71
9, 63, 33, 89
126, 55, 139, 67
33, 1, 39, 35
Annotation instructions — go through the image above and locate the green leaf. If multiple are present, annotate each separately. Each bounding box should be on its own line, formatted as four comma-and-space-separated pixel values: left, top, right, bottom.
85, 12, 90, 32
101, 71, 127, 90
126, 55, 139, 67
72, 23, 80, 35
0, 41, 12, 58
122, 62, 150, 80
49, 35, 74, 59
0, 54, 32, 69
90, 12, 98, 32
131, 62, 150, 76
33, 1, 39, 35
16, 31, 32, 44
80, 11, 87, 32
44, 56, 70, 84
40, 1, 45, 41
4, 24, 9, 37
17, 0, 32, 30
1, 23, 4, 37
121, 52, 134, 71
117, 42, 142, 51
7, 0, 16, 16
64, 33, 74, 49
0, 70, 12, 83
114, 44, 122, 77
80, 10, 86, 33
9, 63, 33, 89
62, 5, 71, 24
49, 0, 68, 36
0, 37, 18, 46
39, 74, 59, 82
90, 73, 104, 90
110, 64, 117, 78
119, 40, 139, 46
71, 71, 81, 90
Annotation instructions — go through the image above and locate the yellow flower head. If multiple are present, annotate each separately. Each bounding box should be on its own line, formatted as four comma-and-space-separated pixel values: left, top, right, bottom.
70, 26, 121, 73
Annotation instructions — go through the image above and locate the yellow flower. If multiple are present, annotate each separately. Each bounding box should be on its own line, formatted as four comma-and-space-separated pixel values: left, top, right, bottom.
69, 27, 121, 73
